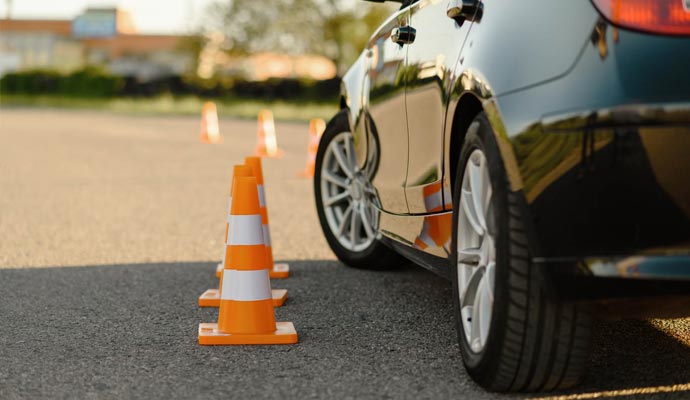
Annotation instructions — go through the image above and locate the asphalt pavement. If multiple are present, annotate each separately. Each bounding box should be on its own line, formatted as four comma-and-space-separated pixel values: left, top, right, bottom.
1, 108, 689, 399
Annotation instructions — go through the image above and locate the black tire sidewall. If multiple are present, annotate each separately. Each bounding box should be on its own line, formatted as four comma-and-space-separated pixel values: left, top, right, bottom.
451, 112, 512, 379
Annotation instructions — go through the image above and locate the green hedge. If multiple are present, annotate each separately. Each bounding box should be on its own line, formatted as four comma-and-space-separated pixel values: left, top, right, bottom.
181, 75, 340, 101
1, 67, 123, 98
0, 69, 340, 101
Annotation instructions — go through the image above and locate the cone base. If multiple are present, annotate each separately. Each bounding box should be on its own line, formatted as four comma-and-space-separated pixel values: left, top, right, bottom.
200, 135, 223, 144
215, 263, 223, 279
270, 262, 290, 279
198, 288, 287, 308
198, 322, 298, 345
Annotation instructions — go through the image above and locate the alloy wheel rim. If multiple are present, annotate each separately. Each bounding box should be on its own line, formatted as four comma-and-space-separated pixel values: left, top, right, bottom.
457, 149, 496, 353
320, 131, 377, 252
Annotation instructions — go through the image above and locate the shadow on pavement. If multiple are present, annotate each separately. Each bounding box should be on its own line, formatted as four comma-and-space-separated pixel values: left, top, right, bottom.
535, 319, 690, 399
1, 261, 688, 399
0, 261, 472, 399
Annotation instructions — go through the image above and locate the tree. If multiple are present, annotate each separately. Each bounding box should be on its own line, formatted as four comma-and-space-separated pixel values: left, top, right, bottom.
205, 0, 325, 55
322, 4, 393, 74
201, 0, 395, 73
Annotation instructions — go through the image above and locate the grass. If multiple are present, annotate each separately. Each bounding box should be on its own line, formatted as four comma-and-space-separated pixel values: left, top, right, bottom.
0, 94, 339, 122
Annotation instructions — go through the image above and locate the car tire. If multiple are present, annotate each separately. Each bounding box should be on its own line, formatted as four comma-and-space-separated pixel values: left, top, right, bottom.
451, 112, 592, 392
314, 109, 405, 270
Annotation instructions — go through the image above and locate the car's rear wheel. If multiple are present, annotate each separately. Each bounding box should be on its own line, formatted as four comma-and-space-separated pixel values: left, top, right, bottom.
314, 110, 403, 269
452, 112, 591, 392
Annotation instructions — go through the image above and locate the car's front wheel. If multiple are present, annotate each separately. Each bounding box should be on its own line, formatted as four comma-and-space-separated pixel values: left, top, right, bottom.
452, 112, 592, 392
314, 110, 403, 269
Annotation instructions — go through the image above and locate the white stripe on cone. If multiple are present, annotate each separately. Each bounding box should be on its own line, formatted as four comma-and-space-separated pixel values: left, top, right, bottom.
424, 190, 443, 211
205, 110, 219, 138
227, 215, 264, 245
262, 224, 271, 247
257, 184, 266, 207
416, 229, 435, 249
443, 187, 451, 206
220, 269, 272, 301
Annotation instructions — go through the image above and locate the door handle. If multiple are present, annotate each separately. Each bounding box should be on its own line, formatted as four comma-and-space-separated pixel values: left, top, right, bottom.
391, 26, 416, 45
447, 0, 483, 23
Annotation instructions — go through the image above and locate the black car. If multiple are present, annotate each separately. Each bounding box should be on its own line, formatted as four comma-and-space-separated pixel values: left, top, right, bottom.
314, 0, 690, 393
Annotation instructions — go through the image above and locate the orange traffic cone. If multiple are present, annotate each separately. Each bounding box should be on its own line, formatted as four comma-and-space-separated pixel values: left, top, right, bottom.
199, 101, 222, 144
198, 175, 297, 345
245, 156, 289, 279
255, 109, 283, 158
199, 165, 287, 307
414, 182, 452, 252
300, 118, 326, 177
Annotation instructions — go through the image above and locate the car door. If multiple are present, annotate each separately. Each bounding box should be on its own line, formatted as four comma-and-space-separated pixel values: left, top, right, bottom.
404, 0, 475, 213
363, 7, 411, 214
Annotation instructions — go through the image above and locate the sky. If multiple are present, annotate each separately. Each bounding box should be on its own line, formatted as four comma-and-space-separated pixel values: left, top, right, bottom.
0, 0, 218, 34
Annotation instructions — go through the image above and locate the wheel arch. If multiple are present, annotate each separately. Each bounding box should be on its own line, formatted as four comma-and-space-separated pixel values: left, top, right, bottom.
339, 95, 348, 111
445, 89, 540, 259
448, 93, 484, 193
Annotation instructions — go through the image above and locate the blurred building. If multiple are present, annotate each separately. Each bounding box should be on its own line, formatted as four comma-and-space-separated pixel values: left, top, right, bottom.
0, 8, 337, 82
0, 8, 193, 80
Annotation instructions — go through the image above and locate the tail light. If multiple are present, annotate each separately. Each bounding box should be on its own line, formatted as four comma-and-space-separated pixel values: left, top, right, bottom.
591, 0, 690, 36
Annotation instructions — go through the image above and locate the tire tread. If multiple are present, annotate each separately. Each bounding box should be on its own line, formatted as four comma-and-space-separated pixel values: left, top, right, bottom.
490, 189, 591, 392
455, 113, 591, 393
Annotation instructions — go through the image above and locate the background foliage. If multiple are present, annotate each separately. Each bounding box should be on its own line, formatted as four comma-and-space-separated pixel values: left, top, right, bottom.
0, 68, 341, 101
204, 0, 395, 72
0, 2, 396, 101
